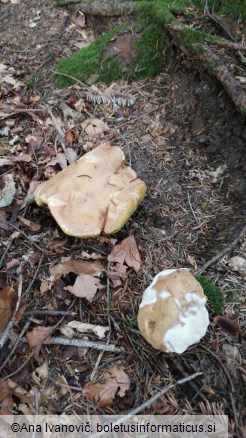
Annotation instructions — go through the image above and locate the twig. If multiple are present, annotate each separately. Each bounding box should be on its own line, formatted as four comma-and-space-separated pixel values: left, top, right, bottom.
119, 133, 132, 167
0, 320, 30, 374
89, 263, 114, 380
204, 0, 236, 42
23, 254, 44, 298
51, 69, 91, 91
91, 372, 202, 438
48, 109, 73, 164
106, 262, 112, 332
0, 299, 77, 382
187, 190, 199, 225
0, 220, 50, 254
0, 268, 23, 349
90, 335, 111, 381
0, 239, 13, 269
24, 309, 74, 316
195, 223, 246, 274
0, 107, 47, 113
199, 345, 238, 432
47, 336, 122, 353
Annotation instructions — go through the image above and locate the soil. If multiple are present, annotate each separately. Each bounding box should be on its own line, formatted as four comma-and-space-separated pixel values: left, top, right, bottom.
0, 0, 245, 435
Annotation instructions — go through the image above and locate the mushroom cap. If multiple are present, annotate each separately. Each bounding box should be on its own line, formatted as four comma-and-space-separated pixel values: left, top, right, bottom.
137, 269, 209, 354
34, 142, 146, 238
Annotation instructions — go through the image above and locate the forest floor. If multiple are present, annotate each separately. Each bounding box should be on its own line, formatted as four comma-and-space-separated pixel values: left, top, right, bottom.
0, 0, 245, 436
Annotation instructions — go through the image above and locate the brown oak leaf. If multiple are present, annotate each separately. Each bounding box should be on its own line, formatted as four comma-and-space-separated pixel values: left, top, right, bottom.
50, 259, 103, 280
82, 366, 130, 407
0, 286, 17, 332
107, 235, 141, 272
65, 274, 100, 301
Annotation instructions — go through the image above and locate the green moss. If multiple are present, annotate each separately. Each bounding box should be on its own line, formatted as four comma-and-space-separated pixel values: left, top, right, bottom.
54, 15, 168, 87
134, 23, 168, 79
192, 0, 246, 23
135, 0, 176, 25
26, 74, 36, 89
225, 289, 240, 302
201, 202, 209, 213
196, 275, 224, 314
54, 24, 127, 87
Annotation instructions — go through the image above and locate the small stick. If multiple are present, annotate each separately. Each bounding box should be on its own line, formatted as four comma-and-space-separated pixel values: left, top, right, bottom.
187, 190, 199, 225
90, 335, 111, 381
195, 223, 246, 274
24, 309, 74, 316
51, 69, 91, 91
0, 320, 30, 374
0, 299, 76, 382
0, 268, 23, 349
0, 239, 13, 269
91, 372, 202, 438
23, 253, 44, 298
0, 220, 50, 254
0, 107, 47, 113
47, 336, 122, 353
48, 109, 72, 164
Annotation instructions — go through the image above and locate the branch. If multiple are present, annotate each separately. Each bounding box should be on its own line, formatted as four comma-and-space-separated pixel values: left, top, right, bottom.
46, 336, 123, 353
195, 223, 246, 274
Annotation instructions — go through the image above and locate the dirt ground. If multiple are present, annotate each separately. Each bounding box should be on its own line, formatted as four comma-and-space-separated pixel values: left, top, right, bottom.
0, 0, 245, 436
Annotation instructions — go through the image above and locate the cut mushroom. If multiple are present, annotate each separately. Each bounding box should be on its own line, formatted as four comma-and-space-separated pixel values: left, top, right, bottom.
34, 142, 146, 238
137, 269, 209, 354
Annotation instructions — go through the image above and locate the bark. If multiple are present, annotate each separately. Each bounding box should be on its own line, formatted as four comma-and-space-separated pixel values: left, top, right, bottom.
58, 1, 134, 16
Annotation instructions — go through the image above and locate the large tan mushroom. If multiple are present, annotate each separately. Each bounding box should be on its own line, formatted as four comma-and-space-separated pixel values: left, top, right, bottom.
34, 142, 146, 238
137, 269, 209, 354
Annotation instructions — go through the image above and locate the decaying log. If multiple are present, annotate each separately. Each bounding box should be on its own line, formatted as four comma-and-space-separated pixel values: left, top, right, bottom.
167, 21, 246, 112
201, 45, 246, 111
58, 1, 134, 16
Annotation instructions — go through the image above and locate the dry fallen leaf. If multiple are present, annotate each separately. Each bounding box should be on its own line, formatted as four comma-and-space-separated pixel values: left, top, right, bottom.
82, 366, 130, 407
0, 381, 14, 415
65, 274, 100, 301
18, 216, 41, 232
0, 286, 17, 332
228, 256, 246, 274
107, 263, 127, 287
32, 362, 49, 386
214, 315, 241, 335
81, 118, 109, 136
50, 258, 103, 280
40, 280, 49, 295
67, 321, 109, 339
0, 210, 10, 230
108, 235, 141, 272
26, 326, 53, 358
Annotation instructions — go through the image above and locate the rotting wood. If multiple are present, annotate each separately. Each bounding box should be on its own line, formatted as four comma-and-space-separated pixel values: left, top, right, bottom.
57, 1, 134, 16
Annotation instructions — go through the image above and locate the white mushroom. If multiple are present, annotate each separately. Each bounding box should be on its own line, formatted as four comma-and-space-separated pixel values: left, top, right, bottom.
137, 269, 209, 354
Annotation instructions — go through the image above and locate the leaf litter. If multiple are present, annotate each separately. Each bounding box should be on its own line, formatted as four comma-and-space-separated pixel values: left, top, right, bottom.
0, 0, 245, 432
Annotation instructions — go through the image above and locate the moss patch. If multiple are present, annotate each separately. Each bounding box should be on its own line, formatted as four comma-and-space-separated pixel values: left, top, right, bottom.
54, 18, 167, 87
192, 0, 245, 23
196, 275, 224, 314
54, 24, 127, 87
